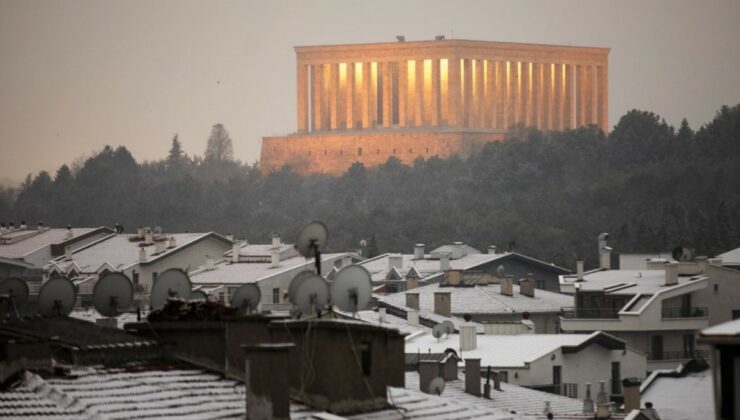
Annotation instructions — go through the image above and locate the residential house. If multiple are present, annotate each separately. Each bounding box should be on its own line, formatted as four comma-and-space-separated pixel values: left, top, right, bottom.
698, 317, 740, 420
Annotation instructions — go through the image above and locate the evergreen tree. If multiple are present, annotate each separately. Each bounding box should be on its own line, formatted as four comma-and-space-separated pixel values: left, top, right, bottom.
676, 118, 694, 142
167, 134, 185, 166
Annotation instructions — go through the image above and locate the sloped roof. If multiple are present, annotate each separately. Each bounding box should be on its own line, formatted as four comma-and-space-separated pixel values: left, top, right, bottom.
561, 269, 705, 295
640, 367, 713, 420
718, 246, 740, 265
0, 228, 105, 259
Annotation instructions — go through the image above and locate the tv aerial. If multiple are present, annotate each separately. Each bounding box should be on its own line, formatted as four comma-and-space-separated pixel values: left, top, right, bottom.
92, 272, 133, 317
190, 290, 208, 302
150, 268, 192, 309
38, 277, 76, 317
289, 272, 329, 315
429, 377, 446, 396
0, 277, 29, 320
230, 283, 261, 314
295, 221, 328, 275
330, 265, 372, 313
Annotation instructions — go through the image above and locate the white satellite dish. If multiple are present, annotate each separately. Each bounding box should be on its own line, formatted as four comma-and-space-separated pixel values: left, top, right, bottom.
429, 377, 446, 396
92, 272, 133, 317
288, 270, 316, 303
330, 265, 372, 312
0, 277, 29, 307
432, 324, 445, 340
150, 268, 192, 309
190, 290, 208, 302
38, 277, 76, 317
295, 221, 328, 258
291, 273, 329, 315
230, 283, 261, 313
441, 320, 456, 335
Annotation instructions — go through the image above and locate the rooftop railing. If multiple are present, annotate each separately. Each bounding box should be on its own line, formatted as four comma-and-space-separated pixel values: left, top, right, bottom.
560, 307, 620, 319
648, 349, 709, 361
661, 307, 708, 319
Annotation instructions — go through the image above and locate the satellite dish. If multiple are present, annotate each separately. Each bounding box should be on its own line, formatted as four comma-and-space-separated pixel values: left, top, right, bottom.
230, 283, 261, 313
496, 265, 505, 276
190, 290, 208, 302
92, 272, 133, 317
442, 320, 456, 335
291, 274, 329, 315
38, 277, 76, 317
150, 268, 192, 309
0, 277, 29, 307
288, 270, 316, 303
432, 324, 445, 340
429, 377, 446, 396
672, 246, 695, 262
330, 265, 372, 312
295, 221, 328, 258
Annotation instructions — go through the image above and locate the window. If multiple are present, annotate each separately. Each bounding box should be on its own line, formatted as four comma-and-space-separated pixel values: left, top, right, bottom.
650, 335, 664, 360
361, 341, 372, 376
132, 271, 139, 285
426, 147, 429, 153
392, 148, 396, 154
357, 147, 362, 156
683, 334, 695, 357
498, 371, 508, 383
536, 280, 545, 289
152, 272, 158, 284
408, 148, 412, 154
611, 362, 621, 395
324, 150, 327, 156
733, 310, 740, 320
272, 288, 280, 304
714, 284, 719, 293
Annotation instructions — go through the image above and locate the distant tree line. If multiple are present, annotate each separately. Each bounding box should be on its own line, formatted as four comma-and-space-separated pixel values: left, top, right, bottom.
2, 105, 740, 270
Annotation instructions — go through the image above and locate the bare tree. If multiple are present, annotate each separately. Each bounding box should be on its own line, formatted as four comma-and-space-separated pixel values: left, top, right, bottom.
204, 123, 234, 162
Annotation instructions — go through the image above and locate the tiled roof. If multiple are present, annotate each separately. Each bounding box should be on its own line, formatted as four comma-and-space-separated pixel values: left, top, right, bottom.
0, 318, 157, 350
0, 228, 99, 259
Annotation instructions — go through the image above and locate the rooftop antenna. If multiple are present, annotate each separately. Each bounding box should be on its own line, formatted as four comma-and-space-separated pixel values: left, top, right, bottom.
230, 283, 261, 314
289, 272, 329, 316
150, 268, 192, 310
37, 277, 76, 317
92, 272, 133, 318
0, 277, 29, 320
429, 377, 446, 396
295, 221, 328, 276
330, 265, 372, 313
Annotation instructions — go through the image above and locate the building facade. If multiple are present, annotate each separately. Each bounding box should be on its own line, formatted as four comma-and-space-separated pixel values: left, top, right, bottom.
261, 39, 610, 174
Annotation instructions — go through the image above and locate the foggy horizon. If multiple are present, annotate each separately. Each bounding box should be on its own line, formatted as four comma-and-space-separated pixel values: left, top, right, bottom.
1, 0, 739, 184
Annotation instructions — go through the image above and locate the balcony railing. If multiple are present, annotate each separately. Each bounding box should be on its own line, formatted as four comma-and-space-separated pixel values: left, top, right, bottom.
561, 307, 620, 319
661, 307, 708, 319
648, 349, 709, 361
524, 383, 578, 398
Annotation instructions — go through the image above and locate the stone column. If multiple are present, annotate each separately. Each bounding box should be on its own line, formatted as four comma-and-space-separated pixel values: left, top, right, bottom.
398, 60, 408, 127
243, 343, 295, 420
369, 62, 377, 128
474, 59, 484, 128
448, 58, 461, 127
564, 64, 575, 129
484, 60, 494, 128
576, 64, 585, 127
495, 61, 505, 129
543, 63, 553, 130
329, 63, 339, 130
362, 62, 371, 129
532, 62, 542, 129
345, 62, 355, 129
506, 61, 517, 129
584, 65, 596, 126
463, 58, 473, 127
311, 64, 323, 131
597, 64, 608, 133
431, 58, 440, 126
297, 62, 308, 132
521, 62, 531, 127
415, 59, 425, 127
553, 63, 563, 130
382, 62, 392, 128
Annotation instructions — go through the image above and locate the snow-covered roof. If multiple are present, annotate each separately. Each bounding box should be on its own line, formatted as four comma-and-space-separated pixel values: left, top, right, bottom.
189, 252, 348, 285
640, 369, 714, 420
405, 331, 624, 368
379, 282, 572, 315
335, 309, 431, 335
69, 308, 141, 328
717, 246, 740, 265
561, 269, 705, 295
700, 317, 740, 337
0, 227, 103, 259
404, 371, 587, 417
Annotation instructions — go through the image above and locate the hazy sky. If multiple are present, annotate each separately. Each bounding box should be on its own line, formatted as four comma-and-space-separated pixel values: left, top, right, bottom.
1, 0, 739, 183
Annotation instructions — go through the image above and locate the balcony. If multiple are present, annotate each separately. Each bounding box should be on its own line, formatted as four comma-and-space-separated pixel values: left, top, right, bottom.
524, 383, 579, 398
661, 307, 708, 319
648, 349, 710, 361
560, 307, 620, 319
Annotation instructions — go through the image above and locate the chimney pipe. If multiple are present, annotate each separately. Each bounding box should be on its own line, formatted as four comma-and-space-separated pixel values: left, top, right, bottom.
500, 276, 513, 296
460, 322, 477, 351
440, 254, 450, 271
464, 358, 481, 396
242, 343, 295, 420
493, 370, 501, 391
154, 240, 166, 254
576, 261, 584, 281
433, 292, 451, 317
406, 292, 420, 310
378, 307, 386, 323
144, 228, 153, 245
622, 378, 641, 413
405, 273, 419, 290
419, 360, 439, 394
272, 234, 280, 248
583, 382, 594, 414
168, 236, 177, 249
231, 241, 241, 263
665, 261, 678, 286
599, 247, 612, 270
271, 249, 280, 268
414, 244, 425, 260
64, 246, 72, 261
519, 276, 535, 297
66, 225, 73, 239
446, 269, 462, 286
138, 246, 147, 262
488, 245, 497, 255
452, 242, 464, 259
407, 309, 419, 325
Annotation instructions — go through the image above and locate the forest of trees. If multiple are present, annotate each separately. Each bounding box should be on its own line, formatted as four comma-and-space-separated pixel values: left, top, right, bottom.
2, 105, 739, 270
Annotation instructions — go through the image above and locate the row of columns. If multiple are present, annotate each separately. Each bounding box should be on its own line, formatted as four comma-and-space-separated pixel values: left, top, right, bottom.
297, 58, 607, 134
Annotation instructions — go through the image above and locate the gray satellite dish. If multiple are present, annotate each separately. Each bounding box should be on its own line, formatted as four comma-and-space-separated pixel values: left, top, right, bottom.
432, 324, 445, 340
38, 277, 76, 317
496, 265, 505, 276
231, 283, 261, 313
190, 290, 208, 302
291, 273, 329, 315
295, 221, 328, 258
288, 270, 316, 303
150, 268, 192, 309
429, 377, 446, 396
92, 272, 133, 317
442, 320, 456, 335
0, 277, 29, 306
330, 265, 372, 312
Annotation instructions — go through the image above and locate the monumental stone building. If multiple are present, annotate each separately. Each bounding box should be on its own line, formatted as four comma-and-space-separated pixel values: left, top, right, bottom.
260, 38, 609, 175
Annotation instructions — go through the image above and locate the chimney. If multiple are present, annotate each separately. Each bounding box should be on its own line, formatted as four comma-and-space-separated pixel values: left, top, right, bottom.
696, 256, 709, 273
20, 220, 27, 229
0, 223, 5, 233
500, 276, 513, 296
66, 225, 73, 239
378, 307, 386, 324
599, 247, 612, 270
231, 241, 241, 263
446, 269, 462, 286
519, 276, 535, 297
493, 370, 502, 391
242, 343, 295, 420
665, 261, 678, 286
488, 245, 497, 255
388, 254, 403, 270
407, 309, 419, 325
137, 226, 144, 238
452, 242, 464, 259
419, 360, 439, 394
138, 246, 147, 262
440, 254, 450, 271
271, 249, 280, 268
414, 244, 425, 260
38, 221, 44, 230
64, 246, 72, 261
406, 292, 420, 310
622, 378, 641, 413
646, 259, 667, 270
154, 240, 166, 254
168, 236, 177, 249
144, 228, 153, 245
405, 273, 418, 290
464, 358, 481, 396
271, 233, 281, 248
583, 382, 594, 414
576, 260, 584, 281
433, 292, 451, 317
709, 257, 723, 267
460, 322, 477, 351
